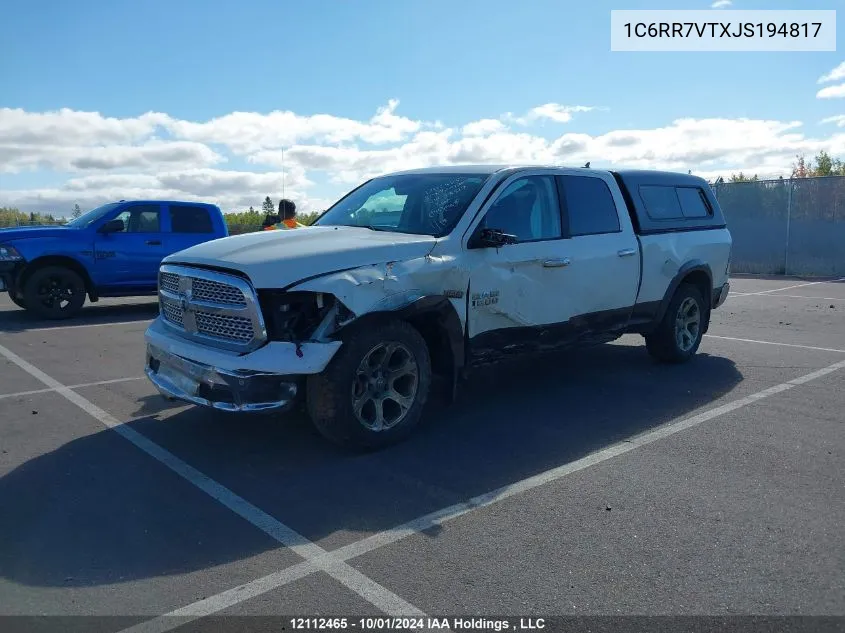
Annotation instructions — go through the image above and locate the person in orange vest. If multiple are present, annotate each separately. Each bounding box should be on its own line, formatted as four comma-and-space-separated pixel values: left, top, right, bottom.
277, 198, 304, 229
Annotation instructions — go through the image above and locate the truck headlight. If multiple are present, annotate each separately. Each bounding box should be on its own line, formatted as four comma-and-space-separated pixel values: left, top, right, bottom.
258, 291, 343, 341
0, 244, 23, 262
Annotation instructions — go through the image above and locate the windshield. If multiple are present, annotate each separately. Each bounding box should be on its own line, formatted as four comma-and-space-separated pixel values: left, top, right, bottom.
65, 202, 121, 228
314, 173, 490, 237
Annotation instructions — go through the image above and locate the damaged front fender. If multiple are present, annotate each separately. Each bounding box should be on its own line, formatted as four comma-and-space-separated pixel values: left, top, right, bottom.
289, 255, 470, 329
285, 258, 469, 376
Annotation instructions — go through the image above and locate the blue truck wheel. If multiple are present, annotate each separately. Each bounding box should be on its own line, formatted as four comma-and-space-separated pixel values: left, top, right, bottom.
23, 265, 87, 320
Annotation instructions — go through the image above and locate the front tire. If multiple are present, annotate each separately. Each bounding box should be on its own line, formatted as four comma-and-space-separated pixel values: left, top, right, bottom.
22, 266, 87, 320
645, 283, 707, 364
306, 319, 432, 450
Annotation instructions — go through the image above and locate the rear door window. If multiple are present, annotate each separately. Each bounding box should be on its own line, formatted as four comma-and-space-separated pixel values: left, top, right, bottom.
558, 175, 621, 236
170, 205, 214, 233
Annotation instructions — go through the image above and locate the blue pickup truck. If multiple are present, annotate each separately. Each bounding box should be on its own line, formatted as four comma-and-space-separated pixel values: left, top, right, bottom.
0, 200, 228, 319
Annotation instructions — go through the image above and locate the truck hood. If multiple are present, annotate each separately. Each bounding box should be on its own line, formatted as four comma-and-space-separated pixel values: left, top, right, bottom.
0, 226, 73, 241
164, 225, 438, 289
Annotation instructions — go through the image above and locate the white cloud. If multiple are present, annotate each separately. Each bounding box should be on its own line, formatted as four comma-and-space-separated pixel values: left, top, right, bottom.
251, 130, 461, 185
251, 116, 844, 185
0, 108, 172, 146
0, 107, 223, 174
461, 119, 508, 137
817, 83, 845, 99
818, 62, 845, 84
165, 99, 423, 154
711, 0, 732, 8
0, 140, 224, 174
821, 115, 845, 127
4, 102, 845, 215
1, 168, 325, 215
504, 104, 595, 126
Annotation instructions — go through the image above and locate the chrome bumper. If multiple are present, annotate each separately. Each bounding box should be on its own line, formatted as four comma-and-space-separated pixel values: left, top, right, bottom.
145, 343, 300, 413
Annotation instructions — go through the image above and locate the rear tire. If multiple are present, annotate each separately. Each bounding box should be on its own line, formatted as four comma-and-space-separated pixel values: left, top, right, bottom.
645, 283, 707, 364
22, 266, 87, 320
306, 319, 432, 450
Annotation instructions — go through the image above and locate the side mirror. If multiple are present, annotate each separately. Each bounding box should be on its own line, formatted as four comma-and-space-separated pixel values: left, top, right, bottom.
98, 218, 125, 234
470, 227, 518, 249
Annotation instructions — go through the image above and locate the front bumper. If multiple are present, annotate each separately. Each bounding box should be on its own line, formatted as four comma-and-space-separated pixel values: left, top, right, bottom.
712, 281, 730, 309
146, 343, 302, 412
144, 317, 342, 412
0, 261, 23, 294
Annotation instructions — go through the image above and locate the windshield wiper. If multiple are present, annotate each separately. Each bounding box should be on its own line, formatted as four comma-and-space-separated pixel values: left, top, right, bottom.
364, 224, 396, 232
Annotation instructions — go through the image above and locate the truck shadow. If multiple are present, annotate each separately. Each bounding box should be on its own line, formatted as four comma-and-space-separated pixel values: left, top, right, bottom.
0, 342, 743, 588
0, 298, 158, 332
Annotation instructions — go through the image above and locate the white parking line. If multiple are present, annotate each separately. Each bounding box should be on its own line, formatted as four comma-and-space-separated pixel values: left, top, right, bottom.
119, 355, 845, 633
0, 342, 426, 620
737, 278, 845, 296
704, 335, 845, 355
19, 319, 154, 333
0, 376, 146, 400
729, 293, 844, 302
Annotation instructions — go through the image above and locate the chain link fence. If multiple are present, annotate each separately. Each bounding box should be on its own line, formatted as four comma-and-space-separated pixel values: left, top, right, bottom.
712, 175, 845, 276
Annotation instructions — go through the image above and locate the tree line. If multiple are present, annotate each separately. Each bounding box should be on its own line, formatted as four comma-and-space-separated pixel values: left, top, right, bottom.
711, 152, 845, 222
0, 208, 63, 228
712, 151, 845, 184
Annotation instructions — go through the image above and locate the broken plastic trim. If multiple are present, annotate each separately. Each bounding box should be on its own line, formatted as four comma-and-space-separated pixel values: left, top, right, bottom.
259, 291, 333, 342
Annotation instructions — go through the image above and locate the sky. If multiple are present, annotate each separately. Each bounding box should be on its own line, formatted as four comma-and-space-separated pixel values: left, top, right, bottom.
1, 0, 844, 215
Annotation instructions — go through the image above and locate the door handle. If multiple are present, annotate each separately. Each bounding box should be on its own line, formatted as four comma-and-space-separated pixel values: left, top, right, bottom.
145, 240, 162, 246
617, 248, 637, 257
543, 257, 571, 268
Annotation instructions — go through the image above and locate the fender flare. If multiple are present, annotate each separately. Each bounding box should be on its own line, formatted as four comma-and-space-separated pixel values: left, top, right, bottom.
16, 254, 98, 301
338, 294, 465, 373
654, 260, 713, 326
395, 295, 465, 371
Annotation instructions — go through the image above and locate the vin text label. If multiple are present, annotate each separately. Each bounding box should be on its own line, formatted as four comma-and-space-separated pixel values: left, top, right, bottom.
611, 10, 836, 52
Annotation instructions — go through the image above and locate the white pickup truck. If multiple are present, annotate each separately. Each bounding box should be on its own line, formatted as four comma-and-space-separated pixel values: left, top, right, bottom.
144, 165, 732, 449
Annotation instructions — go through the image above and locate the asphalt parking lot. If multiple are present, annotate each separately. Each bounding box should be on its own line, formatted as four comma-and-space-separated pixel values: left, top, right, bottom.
0, 276, 843, 630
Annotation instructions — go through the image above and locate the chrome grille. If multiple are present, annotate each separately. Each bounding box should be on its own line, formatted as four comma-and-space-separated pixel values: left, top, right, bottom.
160, 272, 180, 294
161, 296, 184, 327
195, 313, 254, 342
157, 264, 267, 352
191, 278, 247, 306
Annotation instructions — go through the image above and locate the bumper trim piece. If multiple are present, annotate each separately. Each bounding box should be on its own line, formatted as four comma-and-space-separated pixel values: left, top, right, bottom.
712, 282, 730, 309
146, 343, 300, 413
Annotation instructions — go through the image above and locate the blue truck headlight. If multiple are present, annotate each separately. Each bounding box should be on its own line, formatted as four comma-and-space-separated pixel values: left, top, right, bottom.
0, 244, 23, 262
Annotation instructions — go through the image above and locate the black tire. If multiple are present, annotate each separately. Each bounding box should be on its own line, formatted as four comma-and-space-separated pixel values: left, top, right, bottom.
645, 283, 708, 364
8, 291, 27, 309
306, 319, 432, 450
23, 266, 87, 320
